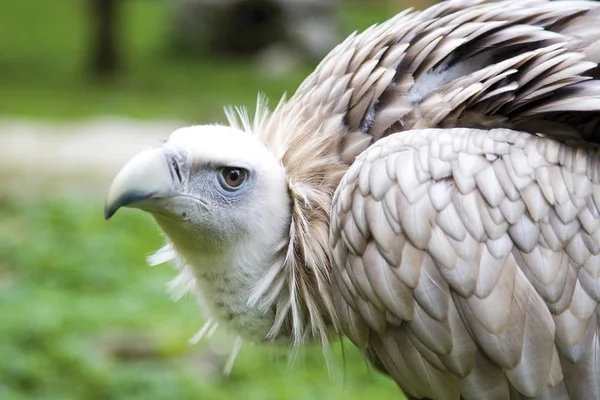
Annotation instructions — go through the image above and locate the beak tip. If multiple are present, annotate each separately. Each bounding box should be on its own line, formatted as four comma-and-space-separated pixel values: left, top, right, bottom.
103, 191, 156, 221
104, 205, 117, 220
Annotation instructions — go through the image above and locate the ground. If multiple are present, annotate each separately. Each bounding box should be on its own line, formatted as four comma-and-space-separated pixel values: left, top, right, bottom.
0, 0, 417, 398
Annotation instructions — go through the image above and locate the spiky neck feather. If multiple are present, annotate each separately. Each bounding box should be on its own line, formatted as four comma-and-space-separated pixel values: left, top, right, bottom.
224, 94, 349, 348
155, 213, 288, 343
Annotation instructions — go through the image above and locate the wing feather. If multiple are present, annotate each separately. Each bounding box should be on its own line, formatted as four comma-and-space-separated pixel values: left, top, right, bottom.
330, 127, 600, 399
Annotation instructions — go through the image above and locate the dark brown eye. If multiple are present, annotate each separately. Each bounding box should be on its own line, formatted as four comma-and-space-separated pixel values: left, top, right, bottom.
222, 168, 247, 189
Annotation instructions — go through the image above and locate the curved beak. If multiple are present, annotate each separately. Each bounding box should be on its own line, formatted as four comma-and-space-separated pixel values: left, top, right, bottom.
104, 148, 176, 220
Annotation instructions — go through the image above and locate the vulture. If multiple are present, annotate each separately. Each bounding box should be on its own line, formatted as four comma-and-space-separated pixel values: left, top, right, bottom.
105, 0, 600, 398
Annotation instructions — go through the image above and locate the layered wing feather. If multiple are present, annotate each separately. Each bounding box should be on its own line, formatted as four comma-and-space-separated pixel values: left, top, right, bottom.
330, 128, 600, 399
279, 0, 600, 165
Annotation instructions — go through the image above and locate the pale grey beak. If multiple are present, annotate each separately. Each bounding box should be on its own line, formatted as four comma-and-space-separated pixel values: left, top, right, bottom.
104, 148, 175, 220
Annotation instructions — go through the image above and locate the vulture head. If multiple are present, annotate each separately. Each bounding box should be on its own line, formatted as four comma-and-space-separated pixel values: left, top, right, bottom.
105, 101, 348, 354
105, 124, 290, 261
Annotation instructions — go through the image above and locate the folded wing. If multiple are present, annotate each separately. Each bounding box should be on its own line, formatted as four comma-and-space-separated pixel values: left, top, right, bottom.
330, 128, 600, 400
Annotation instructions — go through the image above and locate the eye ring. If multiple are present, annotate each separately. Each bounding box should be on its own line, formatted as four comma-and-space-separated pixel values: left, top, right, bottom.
219, 167, 248, 190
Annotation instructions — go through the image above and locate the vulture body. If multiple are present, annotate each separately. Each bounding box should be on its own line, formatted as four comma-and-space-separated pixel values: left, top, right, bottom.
105, 0, 600, 399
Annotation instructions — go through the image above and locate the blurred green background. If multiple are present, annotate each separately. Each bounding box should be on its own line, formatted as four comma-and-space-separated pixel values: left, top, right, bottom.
0, 0, 433, 398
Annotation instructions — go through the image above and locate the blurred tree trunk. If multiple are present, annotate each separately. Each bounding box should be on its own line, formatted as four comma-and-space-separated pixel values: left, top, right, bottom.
169, 0, 339, 61
89, 0, 120, 77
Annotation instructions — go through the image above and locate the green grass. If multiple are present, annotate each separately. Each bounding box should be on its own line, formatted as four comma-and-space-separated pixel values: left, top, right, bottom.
0, 198, 402, 399
0, 0, 394, 122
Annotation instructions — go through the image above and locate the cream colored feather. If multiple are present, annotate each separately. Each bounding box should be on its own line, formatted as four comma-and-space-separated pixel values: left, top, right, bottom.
143, 0, 600, 398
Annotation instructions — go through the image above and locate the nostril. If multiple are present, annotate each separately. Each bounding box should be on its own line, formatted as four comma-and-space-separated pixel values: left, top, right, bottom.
171, 158, 182, 182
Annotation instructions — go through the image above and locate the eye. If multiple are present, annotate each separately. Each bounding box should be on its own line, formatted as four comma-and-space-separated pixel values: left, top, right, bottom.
220, 167, 248, 190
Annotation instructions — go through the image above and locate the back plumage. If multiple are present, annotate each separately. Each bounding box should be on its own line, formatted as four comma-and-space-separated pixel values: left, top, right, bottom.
308, 1, 600, 399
